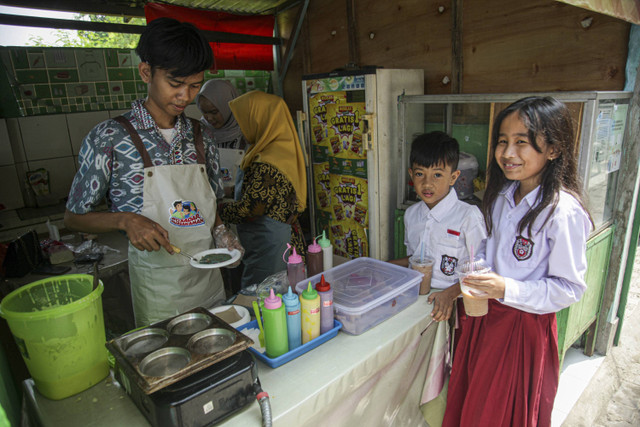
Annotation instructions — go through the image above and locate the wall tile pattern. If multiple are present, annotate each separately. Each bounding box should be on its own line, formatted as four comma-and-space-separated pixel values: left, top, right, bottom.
1, 47, 271, 117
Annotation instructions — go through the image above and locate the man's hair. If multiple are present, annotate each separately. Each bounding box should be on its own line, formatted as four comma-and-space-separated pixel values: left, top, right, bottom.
409, 131, 460, 171
136, 17, 213, 77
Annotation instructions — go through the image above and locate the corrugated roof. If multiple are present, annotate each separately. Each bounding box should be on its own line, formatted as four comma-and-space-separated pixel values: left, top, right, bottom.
157, 0, 298, 15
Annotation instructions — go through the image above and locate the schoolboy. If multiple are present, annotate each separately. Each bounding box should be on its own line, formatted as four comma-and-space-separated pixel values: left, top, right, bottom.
64, 18, 242, 327
390, 131, 486, 322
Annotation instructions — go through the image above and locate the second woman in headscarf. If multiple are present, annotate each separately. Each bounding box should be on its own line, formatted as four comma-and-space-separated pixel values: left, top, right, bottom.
217, 90, 307, 288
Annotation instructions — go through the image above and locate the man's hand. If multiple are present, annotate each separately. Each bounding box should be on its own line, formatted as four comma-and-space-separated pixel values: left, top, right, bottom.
120, 212, 172, 253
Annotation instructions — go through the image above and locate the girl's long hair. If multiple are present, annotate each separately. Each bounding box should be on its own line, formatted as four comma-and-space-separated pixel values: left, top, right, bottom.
482, 96, 592, 236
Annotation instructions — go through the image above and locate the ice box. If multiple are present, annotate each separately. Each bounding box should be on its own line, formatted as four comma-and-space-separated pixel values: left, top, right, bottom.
295, 257, 422, 335
453, 151, 478, 199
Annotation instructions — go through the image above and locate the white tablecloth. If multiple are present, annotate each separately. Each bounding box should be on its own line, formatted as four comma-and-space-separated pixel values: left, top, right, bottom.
221, 292, 449, 426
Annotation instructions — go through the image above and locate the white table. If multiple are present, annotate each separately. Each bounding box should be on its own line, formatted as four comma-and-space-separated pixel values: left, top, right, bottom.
221, 293, 446, 426
22, 293, 447, 427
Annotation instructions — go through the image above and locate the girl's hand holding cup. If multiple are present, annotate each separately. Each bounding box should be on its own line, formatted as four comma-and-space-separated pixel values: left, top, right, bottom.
457, 258, 500, 316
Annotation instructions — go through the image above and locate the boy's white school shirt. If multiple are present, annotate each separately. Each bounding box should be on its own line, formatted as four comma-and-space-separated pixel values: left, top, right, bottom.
404, 188, 486, 289
484, 182, 592, 314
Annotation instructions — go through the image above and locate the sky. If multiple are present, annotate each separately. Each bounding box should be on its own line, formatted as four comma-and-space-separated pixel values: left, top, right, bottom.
0, 6, 80, 46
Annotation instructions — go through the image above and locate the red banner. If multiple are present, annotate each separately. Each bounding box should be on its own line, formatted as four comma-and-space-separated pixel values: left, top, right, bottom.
145, 3, 275, 70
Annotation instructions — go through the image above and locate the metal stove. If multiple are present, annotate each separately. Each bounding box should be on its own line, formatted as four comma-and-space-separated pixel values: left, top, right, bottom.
115, 349, 259, 427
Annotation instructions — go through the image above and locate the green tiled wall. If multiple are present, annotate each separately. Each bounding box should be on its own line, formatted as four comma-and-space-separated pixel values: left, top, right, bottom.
0, 47, 271, 117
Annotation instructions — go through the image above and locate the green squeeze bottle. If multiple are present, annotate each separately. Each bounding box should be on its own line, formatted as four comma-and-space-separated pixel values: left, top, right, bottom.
262, 288, 289, 358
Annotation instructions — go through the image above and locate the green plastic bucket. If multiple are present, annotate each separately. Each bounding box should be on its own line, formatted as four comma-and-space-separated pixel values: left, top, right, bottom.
0, 274, 109, 400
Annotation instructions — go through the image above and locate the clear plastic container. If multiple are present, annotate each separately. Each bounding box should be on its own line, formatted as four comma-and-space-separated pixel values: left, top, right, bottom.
295, 258, 422, 335
453, 151, 478, 199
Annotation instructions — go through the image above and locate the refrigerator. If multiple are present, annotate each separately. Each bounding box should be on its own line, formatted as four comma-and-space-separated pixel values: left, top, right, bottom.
300, 68, 424, 261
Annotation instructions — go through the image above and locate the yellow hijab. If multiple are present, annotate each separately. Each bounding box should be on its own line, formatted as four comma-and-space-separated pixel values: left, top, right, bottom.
229, 90, 307, 211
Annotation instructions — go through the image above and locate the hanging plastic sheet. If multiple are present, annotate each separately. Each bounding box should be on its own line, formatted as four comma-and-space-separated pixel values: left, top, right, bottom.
144, 3, 275, 70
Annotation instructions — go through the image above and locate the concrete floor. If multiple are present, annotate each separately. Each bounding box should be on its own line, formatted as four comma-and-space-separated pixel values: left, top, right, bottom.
554, 250, 640, 426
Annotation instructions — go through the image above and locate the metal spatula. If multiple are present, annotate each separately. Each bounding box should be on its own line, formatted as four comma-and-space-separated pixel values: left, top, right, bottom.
171, 245, 199, 262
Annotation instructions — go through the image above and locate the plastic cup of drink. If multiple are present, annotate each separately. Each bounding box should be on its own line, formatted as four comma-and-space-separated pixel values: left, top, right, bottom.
458, 258, 491, 317
409, 255, 435, 295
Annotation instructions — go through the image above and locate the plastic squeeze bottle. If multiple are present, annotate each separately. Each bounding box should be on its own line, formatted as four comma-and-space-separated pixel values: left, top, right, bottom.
262, 288, 289, 358
282, 286, 302, 350
300, 282, 320, 344
318, 231, 333, 271
306, 238, 324, 277
315, 274, 334, 334
284, 243, 306, 291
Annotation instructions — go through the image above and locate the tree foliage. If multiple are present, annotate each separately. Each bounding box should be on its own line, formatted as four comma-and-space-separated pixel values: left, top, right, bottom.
28, 14, 145, 48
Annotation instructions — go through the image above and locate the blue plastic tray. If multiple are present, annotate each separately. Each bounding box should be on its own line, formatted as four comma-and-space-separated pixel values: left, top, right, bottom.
238, 319, 342, 368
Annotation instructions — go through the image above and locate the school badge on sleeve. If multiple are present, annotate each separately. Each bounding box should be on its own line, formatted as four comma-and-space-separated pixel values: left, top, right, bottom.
513, 236, 534, 261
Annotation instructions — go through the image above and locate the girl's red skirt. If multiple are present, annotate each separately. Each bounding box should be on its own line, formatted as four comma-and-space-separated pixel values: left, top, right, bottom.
443, 298, 559, 427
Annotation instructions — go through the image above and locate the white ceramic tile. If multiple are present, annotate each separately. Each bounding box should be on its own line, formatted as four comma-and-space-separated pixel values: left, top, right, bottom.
19, 114, 72, 161
561, 349, 605, 379
66, 111, 109, 155
0, 119, 14, 166
27, 157, 77, 202
552, 347, 605, 427
0, 165, 24, 210
14, 161, 30, 201
551, 408, 568, 427
6, 118, 25, 163
108, 109, 130, 118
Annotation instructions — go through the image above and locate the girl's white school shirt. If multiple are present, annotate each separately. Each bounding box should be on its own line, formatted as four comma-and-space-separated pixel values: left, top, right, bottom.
404, 188, 487, 289
484, 182, 592, 314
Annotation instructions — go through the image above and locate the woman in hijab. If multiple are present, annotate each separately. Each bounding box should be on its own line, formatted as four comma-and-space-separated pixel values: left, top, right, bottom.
218, 90, 307, 288
195, 79, 246, 149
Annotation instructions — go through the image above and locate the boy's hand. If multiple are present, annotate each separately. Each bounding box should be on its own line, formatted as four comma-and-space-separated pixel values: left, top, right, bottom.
427, 284, 461, 322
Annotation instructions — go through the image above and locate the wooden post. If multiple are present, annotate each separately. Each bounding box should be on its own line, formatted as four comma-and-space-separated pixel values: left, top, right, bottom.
451, 0, 463, 94
595, 65, 640, 354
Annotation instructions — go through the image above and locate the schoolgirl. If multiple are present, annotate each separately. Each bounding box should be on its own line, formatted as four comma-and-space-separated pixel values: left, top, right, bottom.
442, 96, 593, 427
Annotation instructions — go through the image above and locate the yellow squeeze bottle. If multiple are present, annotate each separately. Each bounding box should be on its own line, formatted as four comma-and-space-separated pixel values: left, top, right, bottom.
300, 282, 320, 344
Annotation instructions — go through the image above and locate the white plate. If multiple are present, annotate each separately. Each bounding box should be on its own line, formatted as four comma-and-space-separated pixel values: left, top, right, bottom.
190, 248, 241, 269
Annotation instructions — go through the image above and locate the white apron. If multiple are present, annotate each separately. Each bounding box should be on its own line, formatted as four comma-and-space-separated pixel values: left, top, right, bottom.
114, 116, 225, 327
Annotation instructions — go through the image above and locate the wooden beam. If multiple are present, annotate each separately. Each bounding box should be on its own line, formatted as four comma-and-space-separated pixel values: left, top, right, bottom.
0, 13, 281, 45
346, 0, 359, 66
451, 0, 463, 94
595, 66, 640, 354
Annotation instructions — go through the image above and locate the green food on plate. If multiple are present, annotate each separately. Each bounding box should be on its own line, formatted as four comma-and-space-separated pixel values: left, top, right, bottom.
199, 253, 232, 264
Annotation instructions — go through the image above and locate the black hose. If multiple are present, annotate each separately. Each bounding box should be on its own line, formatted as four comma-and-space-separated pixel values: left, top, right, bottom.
254, 382, 272, 427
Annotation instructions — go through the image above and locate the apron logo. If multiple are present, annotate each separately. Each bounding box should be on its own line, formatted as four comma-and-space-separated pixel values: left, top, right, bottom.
440, 255, 458, 276
169, 200, 205, 227
512, 235, 534, 261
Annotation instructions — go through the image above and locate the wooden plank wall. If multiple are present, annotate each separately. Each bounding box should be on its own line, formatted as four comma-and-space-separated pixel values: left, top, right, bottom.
279, 0, 630, 109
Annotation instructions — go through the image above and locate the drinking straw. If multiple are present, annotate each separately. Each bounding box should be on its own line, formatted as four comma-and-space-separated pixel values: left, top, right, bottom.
470, 244, 475, 273
420, 241, 425, 263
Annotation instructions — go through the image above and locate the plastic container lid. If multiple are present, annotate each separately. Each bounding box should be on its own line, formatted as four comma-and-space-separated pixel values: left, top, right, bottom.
295, 258, 422, 314
315, 274, 331, 292
263, 288, 282, 309
317, 230, 331, 249
308, 238, 322, 253
458, 152, 479, 170
301, 282, 318, 300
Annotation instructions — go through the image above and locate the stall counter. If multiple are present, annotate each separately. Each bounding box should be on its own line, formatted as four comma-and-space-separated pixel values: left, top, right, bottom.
22, 293, 447, 426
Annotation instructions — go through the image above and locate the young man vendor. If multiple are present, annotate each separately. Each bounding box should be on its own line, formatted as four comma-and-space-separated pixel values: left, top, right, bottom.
64, 18, 243, 327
